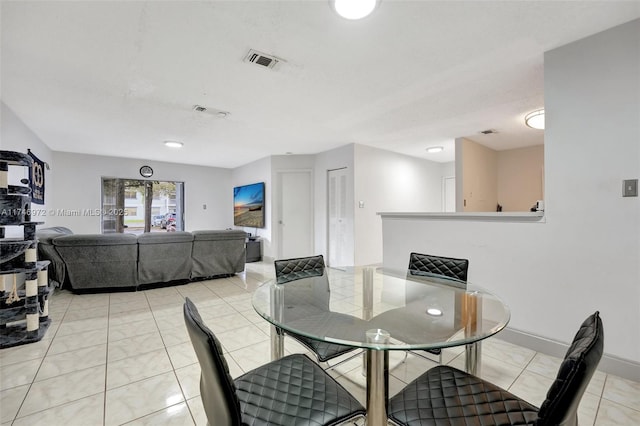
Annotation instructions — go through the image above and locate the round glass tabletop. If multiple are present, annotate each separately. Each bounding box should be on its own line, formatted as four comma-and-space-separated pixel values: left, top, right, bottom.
252, 267, 510, 351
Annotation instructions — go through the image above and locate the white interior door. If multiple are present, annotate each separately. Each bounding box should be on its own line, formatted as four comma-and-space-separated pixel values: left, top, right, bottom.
443, 176, 456, 212
327, 168, 349, 268
278, 170, 313, 259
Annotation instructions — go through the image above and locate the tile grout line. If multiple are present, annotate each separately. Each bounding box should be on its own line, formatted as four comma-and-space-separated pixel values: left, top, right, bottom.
7, 265, 639, 425
9, 291, 71, 424
505, 349, 537, 395
149, 289, 198, 426
103, 292, 112, 426
591, 374, 608, 426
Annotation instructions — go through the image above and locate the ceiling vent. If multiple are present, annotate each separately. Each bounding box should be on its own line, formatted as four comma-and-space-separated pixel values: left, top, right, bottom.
192, 105, 230, 118
480, 129, 498, 135
244, 49, 280, 70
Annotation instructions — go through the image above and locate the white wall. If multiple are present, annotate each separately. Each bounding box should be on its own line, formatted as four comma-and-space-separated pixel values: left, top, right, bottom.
235, 146, 450, 266
51, 152, 232, 233
543, 18, 639, 361
1, 102, 54, 237
383, 20, 640, 365
354, 144, 444, 266
231, 154, 319, 261
460, 137, 498, 212
440, 161, 455, 178
256, 146, 453, 267
497, 145, 544, 212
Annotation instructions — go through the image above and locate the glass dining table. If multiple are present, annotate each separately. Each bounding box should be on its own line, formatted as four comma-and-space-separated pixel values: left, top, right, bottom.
252, 266, 510, 426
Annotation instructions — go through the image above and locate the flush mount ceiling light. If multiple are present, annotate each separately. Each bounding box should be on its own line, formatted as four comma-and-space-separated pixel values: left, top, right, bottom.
426, 307, 443, 317
164, 141, 184, 148
525, 109, 545, 130
426, 146, 444, 153
331, 0, 378, 20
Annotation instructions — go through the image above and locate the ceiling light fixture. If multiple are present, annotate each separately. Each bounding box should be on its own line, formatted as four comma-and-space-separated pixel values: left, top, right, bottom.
426, 307, 443, 317
426, 146, 444, 153
331, 0, 378, 20
164, 141, 184, 148
525, 109, 545, 130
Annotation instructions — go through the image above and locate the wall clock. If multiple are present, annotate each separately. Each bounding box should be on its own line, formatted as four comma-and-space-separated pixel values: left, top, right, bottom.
139, 165, 154, 178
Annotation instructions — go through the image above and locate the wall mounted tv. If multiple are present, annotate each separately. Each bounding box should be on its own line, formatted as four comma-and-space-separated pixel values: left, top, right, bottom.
233, 182, 265, 228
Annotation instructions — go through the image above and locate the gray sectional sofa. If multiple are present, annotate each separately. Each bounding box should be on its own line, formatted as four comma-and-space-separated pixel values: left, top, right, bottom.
36, 227, 247, 291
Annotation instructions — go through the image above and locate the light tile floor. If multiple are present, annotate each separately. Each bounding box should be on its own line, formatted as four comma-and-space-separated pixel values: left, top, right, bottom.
1, 261, 639, 425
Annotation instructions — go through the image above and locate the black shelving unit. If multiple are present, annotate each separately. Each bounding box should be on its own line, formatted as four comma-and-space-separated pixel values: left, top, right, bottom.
1, 150, 53, 349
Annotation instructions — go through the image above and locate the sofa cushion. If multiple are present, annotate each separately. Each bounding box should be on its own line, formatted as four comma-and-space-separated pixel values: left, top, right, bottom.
53, 234, 138, 290
137, 231, 194, 245
138, 232, 194, 285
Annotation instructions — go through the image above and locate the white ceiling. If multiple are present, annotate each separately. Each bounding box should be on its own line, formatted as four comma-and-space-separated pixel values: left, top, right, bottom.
2, 1, 638, 168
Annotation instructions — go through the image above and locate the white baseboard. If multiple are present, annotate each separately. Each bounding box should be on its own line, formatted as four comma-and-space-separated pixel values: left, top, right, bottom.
499, 326, 640, 381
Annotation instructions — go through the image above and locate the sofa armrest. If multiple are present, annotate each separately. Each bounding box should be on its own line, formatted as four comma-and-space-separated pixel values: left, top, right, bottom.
36, 227, 74, 286
191, 230, 247, 279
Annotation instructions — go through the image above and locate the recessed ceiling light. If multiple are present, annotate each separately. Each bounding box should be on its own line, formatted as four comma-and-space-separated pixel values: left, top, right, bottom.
426, 146, 444, 153
525, 109, 545, 130
164, 141, 184, 148
331, 0, 378, 20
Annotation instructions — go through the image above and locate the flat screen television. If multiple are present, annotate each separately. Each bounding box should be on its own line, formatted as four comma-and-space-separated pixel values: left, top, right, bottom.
233, 182, 265, 228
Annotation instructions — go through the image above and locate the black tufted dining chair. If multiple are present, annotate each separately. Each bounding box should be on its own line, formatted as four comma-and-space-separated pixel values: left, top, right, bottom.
183, 297, 366, 426
406, 252, 470, 363
273, 255, 361, 368
388, 311, 604, 426
407, 252, 469, 284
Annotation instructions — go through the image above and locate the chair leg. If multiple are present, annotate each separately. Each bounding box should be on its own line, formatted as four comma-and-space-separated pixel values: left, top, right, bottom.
405, 350, 442, 364
325, 350, 364, 371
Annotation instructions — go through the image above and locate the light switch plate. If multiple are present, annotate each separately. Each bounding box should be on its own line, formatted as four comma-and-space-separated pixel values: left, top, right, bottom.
623, 179, 638, 197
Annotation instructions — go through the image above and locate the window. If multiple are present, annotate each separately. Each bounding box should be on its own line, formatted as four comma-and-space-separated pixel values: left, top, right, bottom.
101, 178, 184, 234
